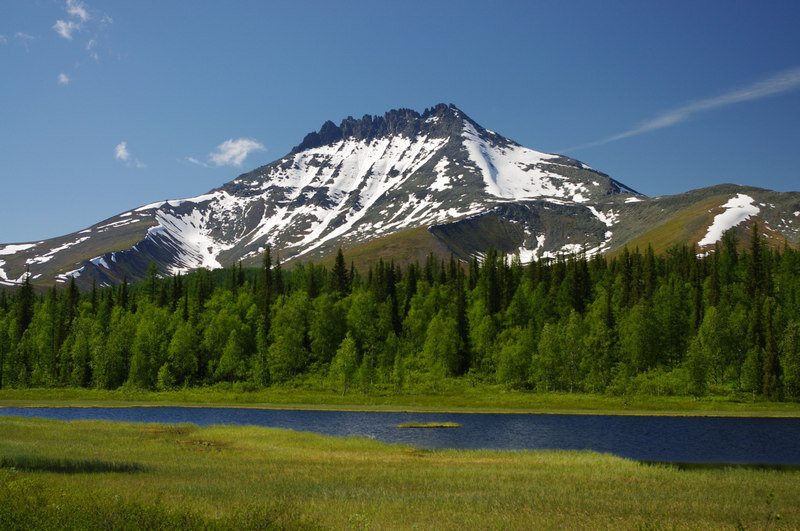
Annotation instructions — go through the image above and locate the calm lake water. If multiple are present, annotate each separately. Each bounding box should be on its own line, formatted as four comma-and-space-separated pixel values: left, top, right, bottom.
2, 406, 800, 465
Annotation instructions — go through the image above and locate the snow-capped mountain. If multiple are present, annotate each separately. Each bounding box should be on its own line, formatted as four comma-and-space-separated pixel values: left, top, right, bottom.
1, 103, 799, 288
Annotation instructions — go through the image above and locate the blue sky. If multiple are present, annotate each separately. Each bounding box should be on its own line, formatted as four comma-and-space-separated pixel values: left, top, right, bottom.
2, 0, 800, 243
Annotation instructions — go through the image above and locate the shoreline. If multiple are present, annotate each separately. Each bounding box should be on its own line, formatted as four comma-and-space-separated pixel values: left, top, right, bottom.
2, 398, 800, 418
2, 385, 799, 418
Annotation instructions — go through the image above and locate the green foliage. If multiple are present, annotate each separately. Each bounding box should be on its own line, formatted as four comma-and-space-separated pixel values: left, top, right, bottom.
2, 236, 800, 401
327, 332, 359, 394
267, 292, 310, 381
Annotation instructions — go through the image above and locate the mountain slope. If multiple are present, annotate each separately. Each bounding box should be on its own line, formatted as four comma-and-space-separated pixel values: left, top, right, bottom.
1, 104, 798, 288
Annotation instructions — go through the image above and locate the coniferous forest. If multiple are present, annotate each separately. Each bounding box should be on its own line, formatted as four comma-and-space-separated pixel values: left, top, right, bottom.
1, 225, 799, 401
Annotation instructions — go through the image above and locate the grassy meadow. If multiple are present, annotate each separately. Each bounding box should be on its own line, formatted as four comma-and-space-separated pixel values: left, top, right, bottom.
1, 415, 799, 529
2, 383, 800, 416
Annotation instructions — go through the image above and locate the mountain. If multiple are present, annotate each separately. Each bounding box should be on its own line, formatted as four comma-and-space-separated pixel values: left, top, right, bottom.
1, 103, 799, 288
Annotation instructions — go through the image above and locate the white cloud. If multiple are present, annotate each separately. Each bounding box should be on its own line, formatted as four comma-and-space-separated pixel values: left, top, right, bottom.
53, 1, 94, 40
114, 141, 130, 162
53, 19, 80, 40
14, 32, 35, 50
86, 39, 98, 60
564, 66, 800, 152
187, 157, 211, 168
115, 141, 146, 168
66, 0, 90, 22
208, 138, 266, 167
0, 34, 7, 45
58, 73, 70, 85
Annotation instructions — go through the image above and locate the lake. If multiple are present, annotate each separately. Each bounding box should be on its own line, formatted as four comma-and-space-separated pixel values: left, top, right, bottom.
2, 406, 799, 465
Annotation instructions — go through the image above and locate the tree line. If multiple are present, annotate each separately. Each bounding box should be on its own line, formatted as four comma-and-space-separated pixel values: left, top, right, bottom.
1, 225, 799, 400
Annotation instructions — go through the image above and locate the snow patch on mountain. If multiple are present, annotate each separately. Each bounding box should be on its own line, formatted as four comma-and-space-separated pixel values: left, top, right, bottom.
56, 266, 84, 283
541, 243, 585, 260
147, 204, 234, 273
100, 218, 140, 230
698, 194, 760, 247
90, 256, 110, 269
243, 134, 448, 255
430, 157, 452, 192
0, 243, 38, 255
516, 233, 547, 263
587, 206, 617, 227
26, 237, 90, 265
462, 121, 574, 200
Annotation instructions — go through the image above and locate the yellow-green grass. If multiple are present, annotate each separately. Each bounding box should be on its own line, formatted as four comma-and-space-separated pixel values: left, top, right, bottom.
310, 226, 454, 271
2, 384, 800, 417
608, 195, 727, 257
1, 416, 798, 529
608, 195, 796, 259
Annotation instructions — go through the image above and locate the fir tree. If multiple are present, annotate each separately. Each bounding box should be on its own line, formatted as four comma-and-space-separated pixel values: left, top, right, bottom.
762, 301, 782, 400
331, 247, 349, 296
118, 276, 129, 310
90, 278, 98, 312
146, 261, 159, 300
14, 268, 35, 342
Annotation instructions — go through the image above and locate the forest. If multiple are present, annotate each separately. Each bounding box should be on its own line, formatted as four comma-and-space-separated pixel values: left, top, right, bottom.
1, 224, 799, 401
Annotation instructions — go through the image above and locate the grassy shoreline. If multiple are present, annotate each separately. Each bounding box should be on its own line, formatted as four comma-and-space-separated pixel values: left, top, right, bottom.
2, 385, 800, 417
1, 415, 799, 529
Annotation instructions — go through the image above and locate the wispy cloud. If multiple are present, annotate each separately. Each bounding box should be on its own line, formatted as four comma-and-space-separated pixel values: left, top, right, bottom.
14, 32, 34, 41
86, 39, 98, 60
14, 32, 35, 50
66, 0, 89, 22
205, 138, 267, 167
564, 66, 800, 152
114, 141, 146, 168
0, 34, 7, 45
53, 19, 80, 40
53, 0, 98, 43
186, 157, 211, 168
58, 73, 70, 85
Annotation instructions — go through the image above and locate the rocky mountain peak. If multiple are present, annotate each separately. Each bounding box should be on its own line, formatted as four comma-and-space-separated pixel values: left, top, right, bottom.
290, 103, 466, 154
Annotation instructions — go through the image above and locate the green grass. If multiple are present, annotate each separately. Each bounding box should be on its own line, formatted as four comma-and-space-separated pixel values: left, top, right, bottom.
2, 383, 800, 417
608, 195, 726, 257
1, 415, 798, 529
312, 226, 455, 271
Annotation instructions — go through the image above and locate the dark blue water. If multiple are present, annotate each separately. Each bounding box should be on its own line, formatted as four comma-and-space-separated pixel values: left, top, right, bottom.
3, 406, 799, 465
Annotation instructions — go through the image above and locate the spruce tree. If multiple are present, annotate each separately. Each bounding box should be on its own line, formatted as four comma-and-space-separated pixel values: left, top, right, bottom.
762, 301, 782, 400
331, 247, 349, 295
146, 261, 159, 300
90, 278, 98, 312
746, 222, 764, 298
14, 268, 35, 342
118, 276, 129, 310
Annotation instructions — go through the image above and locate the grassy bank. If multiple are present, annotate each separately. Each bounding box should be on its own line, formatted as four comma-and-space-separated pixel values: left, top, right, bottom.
2, 384, 800, 416
1, 415, 798, 529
